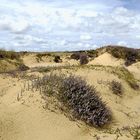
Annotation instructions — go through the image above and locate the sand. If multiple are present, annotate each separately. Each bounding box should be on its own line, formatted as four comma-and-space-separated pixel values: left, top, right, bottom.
88, 52, 125, 66
0, 52, 140, 140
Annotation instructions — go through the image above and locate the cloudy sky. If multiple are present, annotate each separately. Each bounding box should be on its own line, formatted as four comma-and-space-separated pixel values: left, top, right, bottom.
0, 0, 140, 51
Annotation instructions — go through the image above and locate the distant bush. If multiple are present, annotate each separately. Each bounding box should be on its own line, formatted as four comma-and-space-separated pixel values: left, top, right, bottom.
80, 54, 89, 65
110, 80, 123, 96
18, 64, 30, 71
0, 49, 20, 60
34, 74, 112, 127
54, 55, 62, 63
125, 49, 138, 66
70, 52, 81, 60
86, 50, 98, 58
36, 53, 51, 62
105, 46, 140, 66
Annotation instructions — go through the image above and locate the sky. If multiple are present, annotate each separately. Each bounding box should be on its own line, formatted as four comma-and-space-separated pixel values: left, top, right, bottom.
0, 0, 140, 51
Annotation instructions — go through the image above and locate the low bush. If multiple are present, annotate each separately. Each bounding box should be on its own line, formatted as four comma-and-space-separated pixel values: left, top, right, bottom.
80, 54, 89, 65
110, 80, 123, 96
70, 52, 81, 60
18, 64, 30, 71
125, 49, 138, 66
0, 49, 20, 60
54, 55, 62, 63
87, 50, 98, 58
105, 46, 139, 66
33, 74, 112, 127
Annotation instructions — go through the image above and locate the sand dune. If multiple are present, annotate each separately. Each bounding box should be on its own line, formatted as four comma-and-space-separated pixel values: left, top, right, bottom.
0, 51, 140, 140
88, 52, 124, 66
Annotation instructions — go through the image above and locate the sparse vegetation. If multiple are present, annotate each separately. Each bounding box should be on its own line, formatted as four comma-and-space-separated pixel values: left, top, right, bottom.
86, 50, 98, 58
18, 64, 30, 71
80, 54, 89, 65
32, 73, 112, 127
54, 55, 62, 63
70, 52, 81, 60
36, 53, 51, 62
110, 80, 123, 96
103, 45, 140, 66
0, 49, 20, 60
70, 52, 89, 65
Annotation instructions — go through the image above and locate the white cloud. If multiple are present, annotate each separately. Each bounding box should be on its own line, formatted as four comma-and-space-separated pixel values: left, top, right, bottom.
0, 16, 30, 33
117, 41, 127, 46
80, 33, 92, 40
0, 0, 140, 51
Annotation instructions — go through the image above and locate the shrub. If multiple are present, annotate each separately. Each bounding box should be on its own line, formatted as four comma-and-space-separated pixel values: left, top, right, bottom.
0, 49, 20, 60
70, 52, 81, 60
125, 49, 138, 66
60, 75, 111, 127
18, 64, 30, 71
105, 46, 139, 66
54, 55, 62, 63
110, 80, 123, 96
80, 54, 89, 65
87, 50, 98, 58
33, 74, 112, 127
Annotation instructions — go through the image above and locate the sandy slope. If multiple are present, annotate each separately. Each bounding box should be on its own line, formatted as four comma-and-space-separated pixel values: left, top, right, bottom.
88, 52, 124, 66
0, 75, 95, 140
127, 62, 140, 80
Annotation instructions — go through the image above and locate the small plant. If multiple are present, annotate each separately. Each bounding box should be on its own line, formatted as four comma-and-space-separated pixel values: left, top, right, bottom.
54, 55, 62, 63
110, 80, 123, 96
18, 64, 30, 71
80, 54, 89, 65
70, 52, 81, 60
